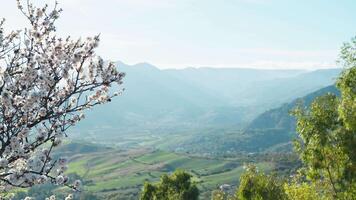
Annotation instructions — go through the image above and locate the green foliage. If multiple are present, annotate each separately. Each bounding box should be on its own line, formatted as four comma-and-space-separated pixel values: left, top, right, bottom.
212, 165, 286, 200
284, 180, 326, 200
211, 190, 235, 200
236, 165, 286, 200
212, 36, 356, 200
140, 170, 199, 200
211, 190, 226, 200
291, 37, 356, 199
337, 37, 356, 131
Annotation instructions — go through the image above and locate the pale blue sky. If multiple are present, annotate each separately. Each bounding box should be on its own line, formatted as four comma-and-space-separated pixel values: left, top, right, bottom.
1, 0, 355, 69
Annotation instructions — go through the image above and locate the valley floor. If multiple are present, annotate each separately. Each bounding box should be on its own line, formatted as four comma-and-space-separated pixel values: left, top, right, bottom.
14, 142, 300, 199
64, 146, 293, 199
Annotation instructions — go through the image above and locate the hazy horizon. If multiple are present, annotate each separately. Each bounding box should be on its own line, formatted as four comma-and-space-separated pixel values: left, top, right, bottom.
1, 0, 355, 70
116, 60, 344, 71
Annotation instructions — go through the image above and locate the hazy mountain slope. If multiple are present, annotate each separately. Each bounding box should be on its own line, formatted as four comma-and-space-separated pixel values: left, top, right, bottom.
74, 62, 341, 142
243, 69, 341, 107
164, 68, 306, 105
77, 62, 233, 134
242, 85, 340, 152
247, 85, 340, 131
167, 85, 341, 154
166, 68, 341, 107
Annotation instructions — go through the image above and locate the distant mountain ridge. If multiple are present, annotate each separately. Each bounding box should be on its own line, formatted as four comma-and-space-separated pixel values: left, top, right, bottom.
74, 62, 341, 143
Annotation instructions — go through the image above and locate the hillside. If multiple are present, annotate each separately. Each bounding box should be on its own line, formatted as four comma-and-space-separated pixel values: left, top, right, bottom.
73, 63, 341, 145
247, 85, 340, 131
166, 85, 341, 155
244, 85, 340, 152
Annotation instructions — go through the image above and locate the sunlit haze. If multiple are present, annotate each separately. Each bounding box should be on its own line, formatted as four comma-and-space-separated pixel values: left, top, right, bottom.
1, 0, 355, 69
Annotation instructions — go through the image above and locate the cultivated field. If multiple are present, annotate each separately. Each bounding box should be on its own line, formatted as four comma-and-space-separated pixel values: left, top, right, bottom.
64, 147, 274, 199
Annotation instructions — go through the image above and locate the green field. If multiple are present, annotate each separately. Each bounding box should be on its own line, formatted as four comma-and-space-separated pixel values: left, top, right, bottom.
65, 147, 275, 199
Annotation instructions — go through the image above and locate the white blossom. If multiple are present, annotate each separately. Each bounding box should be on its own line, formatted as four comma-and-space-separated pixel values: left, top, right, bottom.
65, 194, 73, 200
0, 158, 8, 168
55, 175, 65, 185
73, 179, 82, 189
0, 0, 124, 192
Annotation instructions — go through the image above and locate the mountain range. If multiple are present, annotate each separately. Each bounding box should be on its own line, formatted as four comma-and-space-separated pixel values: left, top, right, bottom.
73, 62, 342, 149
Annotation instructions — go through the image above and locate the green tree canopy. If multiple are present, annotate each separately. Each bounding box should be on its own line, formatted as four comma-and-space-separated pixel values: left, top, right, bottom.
211, 165, 285, 200
291, 37, 356, 199
213, 37, 356, 200
140, 170, 199, 200
236, 165, 286, 200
